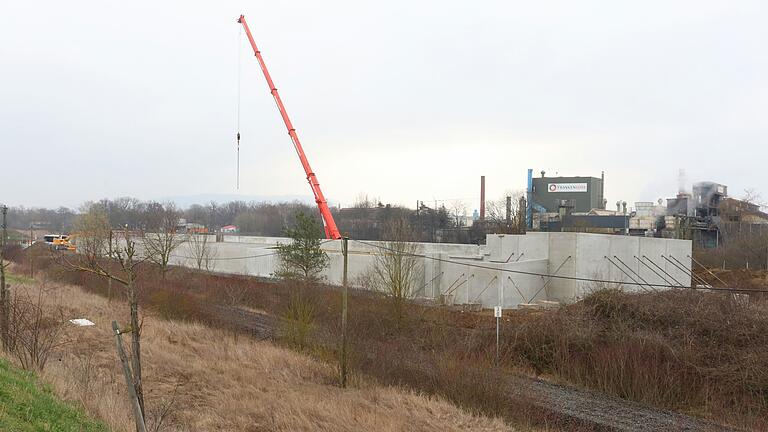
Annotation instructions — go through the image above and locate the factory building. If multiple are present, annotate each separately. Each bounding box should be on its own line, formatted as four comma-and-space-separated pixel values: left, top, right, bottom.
531, 172, 605, 213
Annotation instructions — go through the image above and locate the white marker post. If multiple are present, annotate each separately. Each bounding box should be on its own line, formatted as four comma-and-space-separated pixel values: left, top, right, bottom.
494, 306, 502, 366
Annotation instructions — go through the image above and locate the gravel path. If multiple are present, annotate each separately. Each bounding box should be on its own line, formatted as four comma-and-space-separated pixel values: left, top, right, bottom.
507, 375, 736, 431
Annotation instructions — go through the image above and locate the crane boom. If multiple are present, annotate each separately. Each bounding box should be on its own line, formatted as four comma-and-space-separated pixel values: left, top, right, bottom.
237, 15, 341, 240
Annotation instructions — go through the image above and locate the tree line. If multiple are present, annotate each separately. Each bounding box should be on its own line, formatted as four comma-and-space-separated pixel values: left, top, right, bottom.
7, 192, 528, 243
5, 198, 456, 242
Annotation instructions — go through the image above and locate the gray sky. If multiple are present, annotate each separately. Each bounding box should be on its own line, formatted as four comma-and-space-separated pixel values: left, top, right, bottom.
2, 1, 767, 212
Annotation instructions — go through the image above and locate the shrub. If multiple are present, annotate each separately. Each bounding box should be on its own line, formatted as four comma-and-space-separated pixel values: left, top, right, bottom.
280, 284, 317, 350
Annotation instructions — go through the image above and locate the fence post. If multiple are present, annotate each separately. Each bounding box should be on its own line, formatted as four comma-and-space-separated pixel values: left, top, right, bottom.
1, 205, 8, 351
112, 321, 147, 432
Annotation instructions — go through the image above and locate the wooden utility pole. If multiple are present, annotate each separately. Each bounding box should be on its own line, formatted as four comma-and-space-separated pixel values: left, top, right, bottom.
107, 230, 113, 301
340, 236, 349, 388
494, 306, 501, 367
0, 205, 8, 351
112, 321, 147, 432
29, 224, 34, 278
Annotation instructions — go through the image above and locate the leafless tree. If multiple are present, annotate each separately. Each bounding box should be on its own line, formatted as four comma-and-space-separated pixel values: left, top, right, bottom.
145, 380, 186, 432
483, 190, 526, 234
485, 190, 523, 223
741, 188, 766, 210
8, 282, 68, 371
142, 203, 185, 280
220, 284, 248, 307
185, 234, 217, 272
353, 193, 378, 209
372, 219, 423, 326
449, 200, 467, 227
60, 204, 148, 421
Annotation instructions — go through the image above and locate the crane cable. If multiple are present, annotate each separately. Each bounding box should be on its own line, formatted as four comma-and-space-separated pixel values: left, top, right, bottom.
236, 25, 242, 189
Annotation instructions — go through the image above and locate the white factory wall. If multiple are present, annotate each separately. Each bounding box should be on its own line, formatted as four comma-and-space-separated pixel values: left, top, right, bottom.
160, 232, 692, 309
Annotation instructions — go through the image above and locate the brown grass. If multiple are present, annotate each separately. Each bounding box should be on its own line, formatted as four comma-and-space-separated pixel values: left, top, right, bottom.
4, 274, 516, 432
6, 256, 690, 430
502, 288, 768, 430
19, 253, 765, 430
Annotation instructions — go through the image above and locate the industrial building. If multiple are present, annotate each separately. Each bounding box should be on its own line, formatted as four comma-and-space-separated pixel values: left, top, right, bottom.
660, 181, 768, 248
530, 171, 606, 213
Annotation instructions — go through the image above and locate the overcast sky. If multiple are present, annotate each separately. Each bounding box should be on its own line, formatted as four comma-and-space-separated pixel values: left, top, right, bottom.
2, 1, 766, 212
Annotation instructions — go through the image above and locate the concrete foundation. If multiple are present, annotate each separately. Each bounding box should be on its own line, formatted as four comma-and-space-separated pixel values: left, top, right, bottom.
166, 232, 692, 309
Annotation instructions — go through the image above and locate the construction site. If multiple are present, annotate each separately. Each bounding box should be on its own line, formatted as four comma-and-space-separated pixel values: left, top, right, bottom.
2, 4, 768, 432
168, 232, 693, 309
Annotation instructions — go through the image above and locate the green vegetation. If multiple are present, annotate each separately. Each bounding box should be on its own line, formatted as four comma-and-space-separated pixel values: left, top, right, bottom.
274, 212, 329, 281
0, 358, 107, 432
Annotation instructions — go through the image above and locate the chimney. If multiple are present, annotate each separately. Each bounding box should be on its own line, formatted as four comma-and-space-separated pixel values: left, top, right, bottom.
505, 196, 512, 223
599, 171, 605, 209
480, 176, 486, 221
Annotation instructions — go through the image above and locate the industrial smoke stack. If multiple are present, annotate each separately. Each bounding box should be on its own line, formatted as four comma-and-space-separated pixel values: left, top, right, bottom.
480, 176, 486, 221
600, 171, 605, 209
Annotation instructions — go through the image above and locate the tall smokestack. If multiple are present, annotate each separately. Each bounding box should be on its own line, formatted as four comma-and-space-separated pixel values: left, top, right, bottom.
480, 176, 486, 221
599, 171, 605, 210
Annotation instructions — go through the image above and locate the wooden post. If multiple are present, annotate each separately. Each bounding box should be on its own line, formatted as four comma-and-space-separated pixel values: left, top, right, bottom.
0, 205, 8, 351
107, 230, 113, 301
340, 237, 349, 388
112, 321, 147, 432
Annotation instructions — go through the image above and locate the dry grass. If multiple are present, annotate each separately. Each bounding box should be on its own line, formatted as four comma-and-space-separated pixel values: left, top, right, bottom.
503, 288, 768, 430
6, 276, 515, 432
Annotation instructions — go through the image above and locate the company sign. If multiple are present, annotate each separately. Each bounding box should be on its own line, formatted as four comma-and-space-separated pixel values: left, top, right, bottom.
548, 183, 588, 193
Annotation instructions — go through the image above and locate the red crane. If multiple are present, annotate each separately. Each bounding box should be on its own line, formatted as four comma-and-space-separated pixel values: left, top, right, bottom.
237, 15, 342, 240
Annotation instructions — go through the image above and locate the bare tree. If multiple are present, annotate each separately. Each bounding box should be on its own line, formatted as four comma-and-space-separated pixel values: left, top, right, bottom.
61, 204, 148, 422
353, 193, 377, 209
142, 203, 185, 281
741, 188, 764, 206
449, 200, 467, 227
483, 190, 526, 235
9, 282, 68, 371
185, 234, 217, 272
372, 218, 423, 326
485, 190, 523, 223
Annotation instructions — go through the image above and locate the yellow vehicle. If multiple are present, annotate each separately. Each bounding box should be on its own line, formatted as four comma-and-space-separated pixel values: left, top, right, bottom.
43, 234, 77, 251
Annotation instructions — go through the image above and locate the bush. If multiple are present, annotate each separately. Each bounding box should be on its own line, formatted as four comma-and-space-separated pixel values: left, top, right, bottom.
8, 283, 68, 371
280, 284, 316, 349
503, 288, 768, 429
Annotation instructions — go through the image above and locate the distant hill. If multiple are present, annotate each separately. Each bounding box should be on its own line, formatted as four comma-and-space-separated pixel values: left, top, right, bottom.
158, 193, 317, 208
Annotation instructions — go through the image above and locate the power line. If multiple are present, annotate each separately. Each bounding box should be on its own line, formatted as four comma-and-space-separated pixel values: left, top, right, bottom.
350, 239, 768, 294
170, 250, 279, 261
169, 239, 337, 262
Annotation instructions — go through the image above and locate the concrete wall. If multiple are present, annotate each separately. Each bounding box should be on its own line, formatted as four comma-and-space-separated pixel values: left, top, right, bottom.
158, 232, 691, 310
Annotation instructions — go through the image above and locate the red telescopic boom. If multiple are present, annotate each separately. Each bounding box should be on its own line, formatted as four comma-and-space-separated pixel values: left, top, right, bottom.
237, 15, 341, 240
